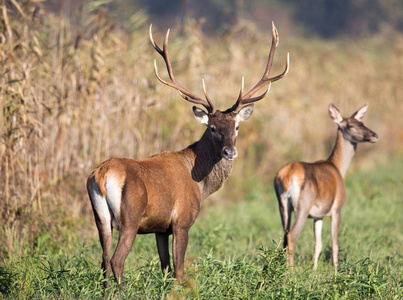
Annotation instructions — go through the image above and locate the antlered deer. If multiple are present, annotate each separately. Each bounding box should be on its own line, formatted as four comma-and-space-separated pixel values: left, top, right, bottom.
87, 22, 289, 287
274, 103, 378, 270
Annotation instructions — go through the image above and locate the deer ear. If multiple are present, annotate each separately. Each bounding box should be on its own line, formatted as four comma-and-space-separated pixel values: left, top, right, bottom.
329, 103, 343, 125
351, 102, 368, 121
237, 104, 254, 122
193, 106, 209, 125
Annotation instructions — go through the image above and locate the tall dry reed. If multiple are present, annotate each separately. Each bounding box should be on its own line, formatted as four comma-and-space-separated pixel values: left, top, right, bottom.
0, 1, 401, 257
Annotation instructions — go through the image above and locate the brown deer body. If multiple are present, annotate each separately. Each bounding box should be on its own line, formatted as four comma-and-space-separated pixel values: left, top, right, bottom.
88, 23, 289, 287
274, 103, 378, 270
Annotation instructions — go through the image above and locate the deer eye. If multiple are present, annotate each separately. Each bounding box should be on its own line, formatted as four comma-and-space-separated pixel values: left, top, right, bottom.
236, 125, 240, 131
210, 126, 216, 133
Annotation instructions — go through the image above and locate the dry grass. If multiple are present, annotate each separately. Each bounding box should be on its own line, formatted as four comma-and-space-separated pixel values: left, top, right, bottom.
0, 1, 402, 257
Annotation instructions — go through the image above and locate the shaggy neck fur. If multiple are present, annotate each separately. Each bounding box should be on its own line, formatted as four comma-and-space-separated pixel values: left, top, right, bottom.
184, 129, 233, 202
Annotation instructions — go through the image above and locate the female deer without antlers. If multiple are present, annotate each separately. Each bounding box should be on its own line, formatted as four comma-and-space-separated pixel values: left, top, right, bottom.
87, 22, 288, 287
274, 103, 378, 270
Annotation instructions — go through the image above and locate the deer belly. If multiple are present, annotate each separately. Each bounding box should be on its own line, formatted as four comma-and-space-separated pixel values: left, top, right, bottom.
308, 199, 333, 218
137, 213, 172, 234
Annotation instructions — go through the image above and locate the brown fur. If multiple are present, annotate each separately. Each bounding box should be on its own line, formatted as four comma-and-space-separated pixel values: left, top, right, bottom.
274, 103, 378, 270
87, 109, 250, 288
89, 22, 288, 288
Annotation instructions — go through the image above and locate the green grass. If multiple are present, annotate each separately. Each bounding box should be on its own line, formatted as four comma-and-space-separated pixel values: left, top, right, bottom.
1, 158, 402, 299
1, 2, 401, 298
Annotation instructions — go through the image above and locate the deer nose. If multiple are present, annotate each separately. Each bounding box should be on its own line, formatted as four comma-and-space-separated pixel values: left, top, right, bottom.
369, 132, 379, 143
222, 146, 238, 160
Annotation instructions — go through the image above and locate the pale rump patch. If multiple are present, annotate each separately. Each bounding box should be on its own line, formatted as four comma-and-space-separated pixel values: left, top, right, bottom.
105, 174, 123, 230
276, 179, 288, 209
288, 176, 300, 209
89, 180, 111, 226
277, 174, 300, 212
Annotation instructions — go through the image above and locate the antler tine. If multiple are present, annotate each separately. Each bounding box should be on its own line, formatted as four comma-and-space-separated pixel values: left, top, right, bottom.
202, 79, 214, 110
243, 82, 271, 104
231, 21, 289, 112
231, 80, 271, 112
231, 77, 245, 111
267, 52, 289, 83
149, 24, 163, 54
149, 24, 214, 113
242, 22, 279, 99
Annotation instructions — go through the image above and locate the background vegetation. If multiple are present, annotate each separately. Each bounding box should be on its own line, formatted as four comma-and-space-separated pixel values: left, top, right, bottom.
0, 0, 402, 298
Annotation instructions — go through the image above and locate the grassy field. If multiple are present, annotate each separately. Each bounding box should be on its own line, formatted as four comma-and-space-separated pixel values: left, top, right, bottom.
1, 158, 402, 299
1, 1, 402, 299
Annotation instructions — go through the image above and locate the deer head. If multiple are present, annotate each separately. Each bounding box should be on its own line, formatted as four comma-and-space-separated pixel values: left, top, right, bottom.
149, 22, 289, 160
329, 103, 379, 144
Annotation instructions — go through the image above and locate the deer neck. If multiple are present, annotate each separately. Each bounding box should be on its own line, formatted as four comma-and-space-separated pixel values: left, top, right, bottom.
328, 128, 357, 178
185, 130, 233, 202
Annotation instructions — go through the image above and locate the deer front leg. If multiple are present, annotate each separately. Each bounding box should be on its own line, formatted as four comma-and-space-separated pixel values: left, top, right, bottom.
156, 232, 172, 274
172, 226, 189, 281
313, 218, 323, 270
331, 212, 341, 268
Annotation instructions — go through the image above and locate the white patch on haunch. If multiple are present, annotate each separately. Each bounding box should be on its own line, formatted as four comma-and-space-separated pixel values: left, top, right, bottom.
89, 181, 111, 226
278, 176, 300, 211
288, 176, 300, 209
106, 175, 122, 230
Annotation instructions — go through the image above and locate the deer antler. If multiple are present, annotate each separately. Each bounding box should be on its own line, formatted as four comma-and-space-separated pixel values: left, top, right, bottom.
230, 22, 289, 112
149, 24, 214, 113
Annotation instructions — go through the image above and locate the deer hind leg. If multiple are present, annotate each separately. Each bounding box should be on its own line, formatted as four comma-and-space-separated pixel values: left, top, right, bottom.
287, 185, 314, 266
88, 183, 113, 288
110, 226, 138, 286
109, 178, 147, 287
156, 233, 172, 274
287, 208, 309, 266
280, 201, 292, 250
99, 225, 113, 288
274, 177, 292, 249
331, 211, 341, 268
313, 218, 323, 270
276, 176, 308, 266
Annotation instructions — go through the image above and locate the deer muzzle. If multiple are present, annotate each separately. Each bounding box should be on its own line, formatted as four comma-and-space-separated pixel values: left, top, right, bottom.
222, 146, 238, 160
368, 132, 379, 143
